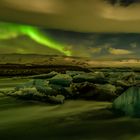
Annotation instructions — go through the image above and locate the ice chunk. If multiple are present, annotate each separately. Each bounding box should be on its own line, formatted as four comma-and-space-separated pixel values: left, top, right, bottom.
113, 86, 140, 117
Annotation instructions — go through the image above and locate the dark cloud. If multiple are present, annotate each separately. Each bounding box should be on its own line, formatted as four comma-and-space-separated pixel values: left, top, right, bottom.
106, 0, 139, 6
43, 30, 140, 59
0, 0, 140, 32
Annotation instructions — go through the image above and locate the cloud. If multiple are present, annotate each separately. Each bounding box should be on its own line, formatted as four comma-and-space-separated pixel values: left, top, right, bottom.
105, 0, 139, 6
1, 0, 140, 32
101, 2, 140, 21
3, 0, 65, 14
108, 47, 133, 55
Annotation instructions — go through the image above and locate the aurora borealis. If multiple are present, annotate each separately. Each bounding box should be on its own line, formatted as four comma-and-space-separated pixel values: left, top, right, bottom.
0, 0, 140, 59
0, 22, 71, 56
1, 1, 140, 140
1, 21, 140, 60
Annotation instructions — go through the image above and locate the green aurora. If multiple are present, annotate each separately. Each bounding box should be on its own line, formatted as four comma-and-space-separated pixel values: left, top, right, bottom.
0, 22, 71, 56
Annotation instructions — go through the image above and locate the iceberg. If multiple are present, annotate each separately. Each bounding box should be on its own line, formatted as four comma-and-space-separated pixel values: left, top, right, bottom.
113, 86, 140, 117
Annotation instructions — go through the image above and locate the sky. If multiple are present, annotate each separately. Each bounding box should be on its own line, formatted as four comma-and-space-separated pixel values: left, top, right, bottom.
0, 0, 140, 32
0, 0, 140, 59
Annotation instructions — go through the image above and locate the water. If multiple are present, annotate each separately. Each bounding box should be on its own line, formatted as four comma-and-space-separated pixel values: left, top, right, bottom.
0, 77, 31, 90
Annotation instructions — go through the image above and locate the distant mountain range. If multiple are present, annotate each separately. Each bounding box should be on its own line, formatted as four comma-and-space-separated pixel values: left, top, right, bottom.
1, 54, 140, 69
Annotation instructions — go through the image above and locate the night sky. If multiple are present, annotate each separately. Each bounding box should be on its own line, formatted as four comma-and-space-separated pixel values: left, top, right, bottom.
0, 0, 140, 59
